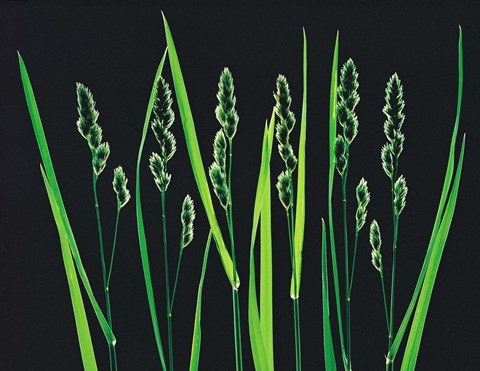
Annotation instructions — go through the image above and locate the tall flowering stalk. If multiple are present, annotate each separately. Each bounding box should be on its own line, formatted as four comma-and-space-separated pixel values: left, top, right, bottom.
274, 74, 302, 370
208, 67, 242, 370
380, 74, 408, 371
76, 83, 131, 371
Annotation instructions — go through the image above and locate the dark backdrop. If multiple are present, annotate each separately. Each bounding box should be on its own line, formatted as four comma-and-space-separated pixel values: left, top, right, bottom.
1, 1, 479, 370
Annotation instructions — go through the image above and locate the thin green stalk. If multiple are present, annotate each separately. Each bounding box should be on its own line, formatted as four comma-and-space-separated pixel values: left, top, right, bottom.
107, 206, 121, 289
388, 216, 399, 371
225, 139, 243, 371
341, 163, 351, 369
287, 209, 301, 371
92, 170, 116, 371
161, 191, 174, 371
349, 232, 359, 293
170, 240, 183, 313
380, 267, 390, 334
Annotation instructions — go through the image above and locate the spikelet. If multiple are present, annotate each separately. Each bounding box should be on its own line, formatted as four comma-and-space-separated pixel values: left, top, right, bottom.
381, 143, 394, 178
93, 142, 110, 176
213, 129, 227, 170
393, 175, 408, 216
112, 166, 131, 208
149, 152, 171, 192
369, 220, 382, 272
209, 163, 229, 210
76, 83, 99, 140
87, 124, 103, 149
334, 135, 347, 176
215, 68, 239, 140
337, 59, 359, 144
355, 178, 370, 231
276, 171, 292, 210
274, 75, 296, 133
180, 195, 195, 249
150, 76, 176, 189
383, 73, 405, 142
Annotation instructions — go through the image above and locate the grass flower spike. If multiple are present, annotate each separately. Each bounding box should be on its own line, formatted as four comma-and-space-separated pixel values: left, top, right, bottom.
149, 152, 171, 192
355, 178, 370, 232
180, 194, 195, 249
369, 220, 382, 271
112, 166, 131, 209
210, 67, 243, 370
393, 175, 408, 216
76, 83, 99, 140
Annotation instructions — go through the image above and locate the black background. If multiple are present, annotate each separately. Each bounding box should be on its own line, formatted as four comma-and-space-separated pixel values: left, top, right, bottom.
1, 1, 479, 370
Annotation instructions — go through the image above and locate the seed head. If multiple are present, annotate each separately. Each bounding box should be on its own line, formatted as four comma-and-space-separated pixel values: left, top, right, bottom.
76, 83, 99, 140
112, 166, 131, 208
213, 129, 227, 170
334, 135, 347, 176
391, 131, 405, 159
93, 142, 110, 176
274, 75, 296, 133
393, 175, 408, 216
355, 178, 370, 231
369, 220, 382, 272
337, 59, 360, 144
152, 76, 175, 130
215, 68, 239, 140
87, 124, 103, 149
181, 194, 195, 249
149, 152, 171, 192
276, 171, 292, 210
381, 143, 394, 178
209, 162, 229, 210
383, 73, 405, 142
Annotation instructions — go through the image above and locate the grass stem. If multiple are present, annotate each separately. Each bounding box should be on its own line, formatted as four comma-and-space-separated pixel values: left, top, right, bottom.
170, 240, 184, 313
341, 167, 351, 369
161, 191, 174, 371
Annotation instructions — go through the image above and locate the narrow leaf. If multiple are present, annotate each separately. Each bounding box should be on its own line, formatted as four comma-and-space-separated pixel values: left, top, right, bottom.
18, 52, 115, 345
41, 166, 98, 371
291, 29, 307, 299
162, 13, 238, 288
248, 115, 275, 371
189, 231, 213, 371
387, 27, 463, 364
322, 218, 337, 370
400, 136, 465, 371
135, 49, 168, 369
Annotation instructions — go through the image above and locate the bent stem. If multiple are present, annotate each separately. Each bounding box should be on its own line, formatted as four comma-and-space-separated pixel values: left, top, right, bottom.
341, 164, 351, 369
92, 170, 117, 371
161, 191, 174, 371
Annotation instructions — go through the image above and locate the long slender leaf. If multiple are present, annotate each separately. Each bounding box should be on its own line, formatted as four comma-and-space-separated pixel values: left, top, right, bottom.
248, 115, 275, 371
189, 231, 213, 371
291, 28, 307, 299
387, 26, 463, 364
18, 53, 115, 345
322, 218, 336, 370
326, 32, 348, 368
41, 166, 98, 371
162, 13, 238, 288
400, 136, 465, 371
135, 49, 168, 370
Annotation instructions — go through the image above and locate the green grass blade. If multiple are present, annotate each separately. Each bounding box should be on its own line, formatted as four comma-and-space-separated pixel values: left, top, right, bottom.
248, 116, 275, 371
387, 27, 463, 363
41, 166, 98, 371
189, 231, 213, 371
322, 218, 337, 371
326, 32, 348, 368
18, 52, 115, 345
291, 29, 307, 299
162, 13, 238, 288
400, 135, 465, 371
260, 120, 275, 369
135, 49, 168, 370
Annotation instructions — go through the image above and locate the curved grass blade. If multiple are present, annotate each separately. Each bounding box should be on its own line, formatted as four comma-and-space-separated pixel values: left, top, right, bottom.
18, 52, 115, 345
400, 136, 465, 371
162, 13, 238, 288
41, 166, 98, 371
189, 231, 213, 371
322, 218, 336, 370
248, 116, 275, 371
135, 49, 168, 370
291, 28, 307, 299
326, 32, 348, 369
387, 26, 463, 365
